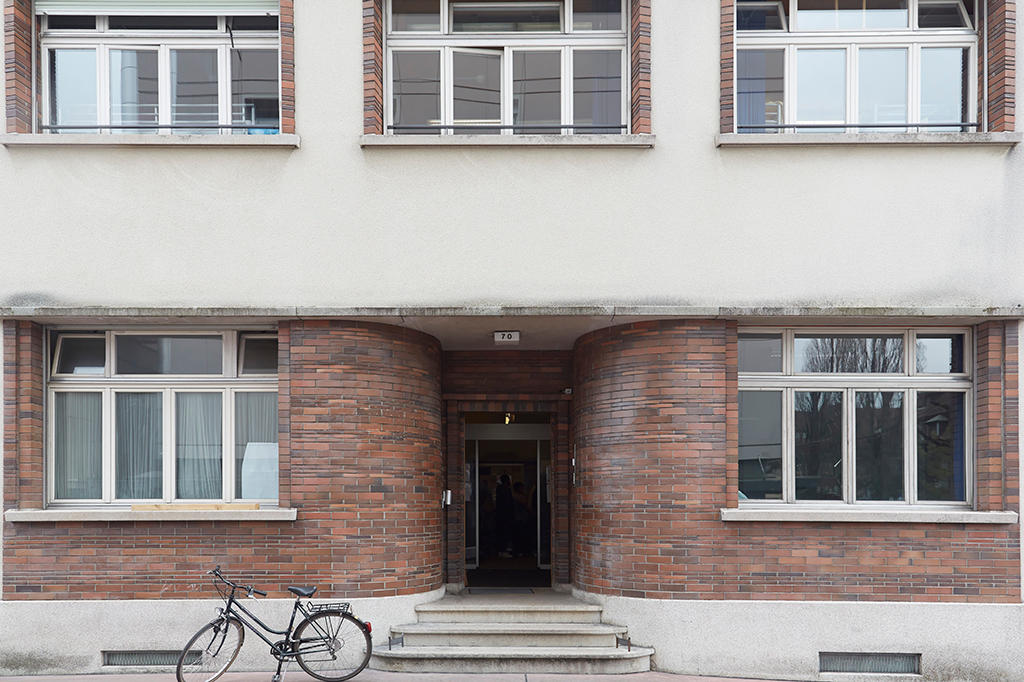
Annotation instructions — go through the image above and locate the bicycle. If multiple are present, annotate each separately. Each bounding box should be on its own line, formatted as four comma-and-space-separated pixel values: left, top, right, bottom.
176, 566, 372, 682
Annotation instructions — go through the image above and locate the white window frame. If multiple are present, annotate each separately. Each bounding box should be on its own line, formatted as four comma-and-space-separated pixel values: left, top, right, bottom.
385, 0, 629, 135
735, 0, 978, 133
738, 327, 974, 508
40, 15, 280, 134
46, 329, 278, 506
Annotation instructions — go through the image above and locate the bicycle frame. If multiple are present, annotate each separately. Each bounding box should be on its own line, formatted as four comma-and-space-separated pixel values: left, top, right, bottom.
219, 590, 333, 660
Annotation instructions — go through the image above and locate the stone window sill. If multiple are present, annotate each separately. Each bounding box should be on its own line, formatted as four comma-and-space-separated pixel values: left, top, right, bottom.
0, 134, 301, 148
717, 132, 1022, 148
4, 507, 298, 522
720, 507, 1018, 524
360, 134, 655, 148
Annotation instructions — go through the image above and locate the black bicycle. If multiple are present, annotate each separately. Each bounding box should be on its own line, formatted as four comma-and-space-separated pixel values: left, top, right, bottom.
176, 566, 372, 682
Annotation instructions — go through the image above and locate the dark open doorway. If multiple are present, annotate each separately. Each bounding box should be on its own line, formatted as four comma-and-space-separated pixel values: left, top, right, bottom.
465, 415, 551, 588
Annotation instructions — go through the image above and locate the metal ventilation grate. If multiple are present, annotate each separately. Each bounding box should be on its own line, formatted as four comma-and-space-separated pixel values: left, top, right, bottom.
103, 650, 198, 666
820, 652, 921, 674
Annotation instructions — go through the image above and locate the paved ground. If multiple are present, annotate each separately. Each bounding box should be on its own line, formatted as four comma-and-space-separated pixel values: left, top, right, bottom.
5, 672, 792, 682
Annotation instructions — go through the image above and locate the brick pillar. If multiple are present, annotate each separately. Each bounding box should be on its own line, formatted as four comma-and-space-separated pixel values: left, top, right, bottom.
285, 320, 444, 595
720, 0, 735, 134
4, 0, 33, 133
280, 0, 295, 134
363, 0, 384, 134
976, 321, 1020, 512
572, 319, 731, 598
630, 0, 652, 134
2, 321, 44, 511
985, 0, 1016, 132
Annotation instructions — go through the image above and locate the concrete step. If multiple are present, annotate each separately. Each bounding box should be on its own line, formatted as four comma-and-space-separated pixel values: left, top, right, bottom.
391, 621, 627, 647
415, 601, 603, 623
371, 645, 654, 674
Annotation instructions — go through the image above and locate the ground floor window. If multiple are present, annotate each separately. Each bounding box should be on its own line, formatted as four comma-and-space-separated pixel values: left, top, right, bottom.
48, 330, 278, 504
738, 328, 971, 505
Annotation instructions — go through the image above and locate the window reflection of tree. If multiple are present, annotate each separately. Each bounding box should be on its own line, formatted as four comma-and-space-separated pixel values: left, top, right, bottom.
855, 391, 904, 501
795, 391, 843, 500
800, 336, 903, 373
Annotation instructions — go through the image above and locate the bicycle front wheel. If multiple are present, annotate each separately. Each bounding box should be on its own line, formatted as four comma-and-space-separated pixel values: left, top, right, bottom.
294, 610, 372, 682
176, 617, 244, 682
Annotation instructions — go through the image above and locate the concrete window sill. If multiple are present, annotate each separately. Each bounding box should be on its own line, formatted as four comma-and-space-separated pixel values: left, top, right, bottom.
4, 507, 298, 522
717, 132, 1023, 148
360, 134, 655, 148
720, 507, 1018, 524
0, 133, 300, 148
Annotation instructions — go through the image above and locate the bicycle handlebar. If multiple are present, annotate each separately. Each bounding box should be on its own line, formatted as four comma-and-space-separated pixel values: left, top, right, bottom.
207, 566, 267, 597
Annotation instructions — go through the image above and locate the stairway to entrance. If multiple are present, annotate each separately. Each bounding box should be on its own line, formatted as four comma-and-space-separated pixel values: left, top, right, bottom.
371, 590, 654, 674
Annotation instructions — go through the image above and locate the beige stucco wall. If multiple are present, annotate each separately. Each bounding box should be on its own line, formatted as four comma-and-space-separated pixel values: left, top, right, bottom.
0, 0, 1021, 311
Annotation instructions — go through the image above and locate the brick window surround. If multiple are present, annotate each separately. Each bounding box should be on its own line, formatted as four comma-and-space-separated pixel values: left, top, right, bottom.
362, 0, 652, 135
4, 0, 295, 134
720, 0, 1015, 134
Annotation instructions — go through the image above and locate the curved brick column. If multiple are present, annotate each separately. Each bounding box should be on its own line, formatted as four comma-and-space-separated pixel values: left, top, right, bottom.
284, 320, 444, 597
572, 319, 732, 598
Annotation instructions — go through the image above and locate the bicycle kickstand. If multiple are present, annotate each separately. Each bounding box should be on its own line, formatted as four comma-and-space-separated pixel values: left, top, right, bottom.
271, 656, 285, 682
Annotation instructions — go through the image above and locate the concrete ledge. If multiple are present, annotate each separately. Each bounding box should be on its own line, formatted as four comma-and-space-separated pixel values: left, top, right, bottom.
360, 134, 655, 148
721, 507, 1019, 524
4, 507, 298, 522
2, 304, 1023, 320
717, 132, 1023, 147
0, 133, 300, 148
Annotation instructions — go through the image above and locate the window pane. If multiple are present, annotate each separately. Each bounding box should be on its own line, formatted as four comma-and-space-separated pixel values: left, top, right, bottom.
918, 1, 972, 28
115, 393, 163, 499
171, 49, 219, 133
48, 15, 96, 29
737, 50, 785, 133
392, 0, 440, 31
513, 50, 561, 134
796, 49, 846, 127
50, 49, 97, 133
228, 15, 279, 30
795, 391, 844, 501
108, 15, 218, 30
117, 335, 222, 375
916, 334, 965, 373
921, 47, 969, 131
918, 392, 966, 502
574, 0, 621, 30
739, 391, 783, 500
797, 0, 908, 29
794, 334, 904, 373
236, 392, 279, 499
454, 50, 502, 134
855, 391, 905, 501
452, 3, 561, 32
737, 1, 787, 30
739, 333, 783, 372
241, 336, 278, 375
393, 51, 441, 134
56, 337, 105, 375
858, 48, 907, 130
176, 393, 223, 499
110, 50, 159, 133
232, 49, 280, 133
573, 49, 622, 134
54, 393, 103, 500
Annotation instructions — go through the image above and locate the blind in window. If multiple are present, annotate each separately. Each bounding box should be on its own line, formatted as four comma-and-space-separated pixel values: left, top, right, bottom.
36, 0, 278, 15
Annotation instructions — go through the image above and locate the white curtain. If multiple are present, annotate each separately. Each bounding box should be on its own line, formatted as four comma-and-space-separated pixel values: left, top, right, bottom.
115, 392, 162, 499
54, 392, 102, 499
176, 393, 222, 499
235, 392, 278, 498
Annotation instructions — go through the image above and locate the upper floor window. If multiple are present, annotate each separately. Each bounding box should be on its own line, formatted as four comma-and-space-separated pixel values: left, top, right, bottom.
738, 328, 972, 506
734, 0, 977, 133
39, 3, 280, 135
386, 0, 628, 135
48, 331, 279, 505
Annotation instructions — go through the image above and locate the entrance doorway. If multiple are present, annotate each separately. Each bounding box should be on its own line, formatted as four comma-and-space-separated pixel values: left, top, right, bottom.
465, 418, 551, 587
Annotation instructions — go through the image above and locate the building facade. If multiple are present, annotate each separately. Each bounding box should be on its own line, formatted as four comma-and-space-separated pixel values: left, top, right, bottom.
2, 1, 1023, 680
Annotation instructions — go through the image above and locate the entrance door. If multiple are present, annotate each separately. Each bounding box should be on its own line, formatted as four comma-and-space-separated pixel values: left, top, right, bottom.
465, 422, 551, 586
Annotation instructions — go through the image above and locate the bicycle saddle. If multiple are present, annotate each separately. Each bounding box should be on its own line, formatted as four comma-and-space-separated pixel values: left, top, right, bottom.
288, 586, 317, 597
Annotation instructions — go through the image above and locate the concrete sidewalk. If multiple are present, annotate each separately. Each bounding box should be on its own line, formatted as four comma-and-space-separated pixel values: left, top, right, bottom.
5, 672, 794, 682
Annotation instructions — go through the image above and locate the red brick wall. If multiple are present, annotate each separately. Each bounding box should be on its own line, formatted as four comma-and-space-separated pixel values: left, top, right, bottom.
280, 0, 295, 134
443, 350, 572, 396
4, 0, 32, 133
2, 320, 445, 600
720, 0, 735, 134
573, 319, 1021, 602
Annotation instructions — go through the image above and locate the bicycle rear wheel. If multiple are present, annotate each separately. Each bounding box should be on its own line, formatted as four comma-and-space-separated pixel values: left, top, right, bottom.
294, 610, 372, 682
176, 616, 244, 682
